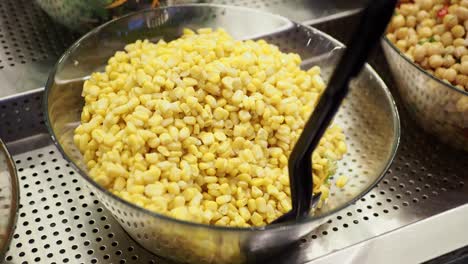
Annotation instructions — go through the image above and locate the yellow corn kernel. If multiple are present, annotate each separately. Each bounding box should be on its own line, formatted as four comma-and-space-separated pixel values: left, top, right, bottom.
171, 207, 190, 221
145, 153, 159, 164
128, 184, 145, 195
251, 186, 263, 198
105, 163, 128, 179
144, 183, 165, 198
204, 200, 218, 211
255, 197, 267, 213
247, 198, 256, 213
202, 152, 215, 162
213, 131, 227, 141
202, 175, 217, 183
216, 195, 232, 205
199, 132, 214, 145
172, 196, 186, 208
235, 198, 248, 208
251, 212, 263, 226
148, 196, 168, 212
179, 127, 190, 140
251, 178, 265, 187
280, 199, 292, 212
189, 193, 203, 207
336, 175, 348, 188
167, 182, 180, 195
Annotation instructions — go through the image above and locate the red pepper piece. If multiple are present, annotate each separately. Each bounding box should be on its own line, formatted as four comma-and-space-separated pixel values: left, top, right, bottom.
438, 5, 449, 18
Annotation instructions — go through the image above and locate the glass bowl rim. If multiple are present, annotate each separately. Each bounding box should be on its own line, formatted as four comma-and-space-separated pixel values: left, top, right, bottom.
0, 138, 19, 260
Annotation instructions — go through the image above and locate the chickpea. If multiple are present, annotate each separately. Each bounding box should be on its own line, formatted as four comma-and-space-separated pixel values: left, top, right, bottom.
420, 0, 434, 11
451, 63, 461, 72
445, 45, 455, 55
429, 54, 444, 68
460, 61, 468, 75
451, 25, 465, 38
421, 18, 436, 27
423, 41, 432, 49
448, 4, 459, 15
464, 20, 468, 31
421, 57, 430, 69
433, 34, 441, 42
456, 74, 468, 87
396, 27, 409, 40
462, 0, 468, 8
417, 10, 430, 22
387, 33, 396, 43
392, 15, 406, 29
406, 16, 417, 27
413, 45, 427, 62
408, 34, 419, 46
455, 6, 468, 20
396, 40, 408, 51
433, 4, 444, 12
444, 68, 458, 82
400, 4, 418, 16
441, 32, 454, 46
453, 38, 466, 47
443, 14, 459, 29
417, 26, 433, 38
461, 55, 468, 62
435, 67, 446, 78
454, 46, 468, 58
443, 55, 456, 67
427, 42, 444, 56
432, 24, 446, 35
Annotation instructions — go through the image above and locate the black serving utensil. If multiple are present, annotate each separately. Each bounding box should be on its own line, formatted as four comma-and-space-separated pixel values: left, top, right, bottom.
272, 0, 398, 224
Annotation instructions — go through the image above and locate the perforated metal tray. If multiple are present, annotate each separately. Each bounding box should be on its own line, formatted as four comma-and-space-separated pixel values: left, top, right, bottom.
1, 1, 468, 264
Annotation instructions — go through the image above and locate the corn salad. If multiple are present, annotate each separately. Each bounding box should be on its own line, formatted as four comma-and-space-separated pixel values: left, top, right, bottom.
74, 28, 347, 227
387, 0, 468, 92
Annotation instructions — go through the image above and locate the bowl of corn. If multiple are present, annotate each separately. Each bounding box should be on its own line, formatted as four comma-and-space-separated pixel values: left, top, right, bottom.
383, 0, 468, 151
45, 4, 400, 264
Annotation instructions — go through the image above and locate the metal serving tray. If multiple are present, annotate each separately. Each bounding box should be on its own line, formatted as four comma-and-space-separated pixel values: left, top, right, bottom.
1, 1, 467, 264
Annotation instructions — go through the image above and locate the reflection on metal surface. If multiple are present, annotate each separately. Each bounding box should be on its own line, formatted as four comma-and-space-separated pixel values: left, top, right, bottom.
305, 205, 468, 264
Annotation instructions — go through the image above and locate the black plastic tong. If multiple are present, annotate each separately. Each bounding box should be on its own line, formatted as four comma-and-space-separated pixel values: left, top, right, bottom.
272, 0, 398, 224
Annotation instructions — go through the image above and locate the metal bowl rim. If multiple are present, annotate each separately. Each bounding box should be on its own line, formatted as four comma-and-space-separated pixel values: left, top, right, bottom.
44, 4, 401, 232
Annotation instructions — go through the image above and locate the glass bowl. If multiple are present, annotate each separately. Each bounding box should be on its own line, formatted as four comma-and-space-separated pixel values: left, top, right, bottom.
36, 0, 172, 32
382, 38, 468, 152
45, 4, 400, 263
0, 139, 18, 260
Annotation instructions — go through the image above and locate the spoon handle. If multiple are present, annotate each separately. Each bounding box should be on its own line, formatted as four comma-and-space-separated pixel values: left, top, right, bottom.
275, 0, 398, 224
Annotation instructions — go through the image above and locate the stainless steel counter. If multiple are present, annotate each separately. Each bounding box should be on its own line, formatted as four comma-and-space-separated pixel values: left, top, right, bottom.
1, 1, 467, 264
